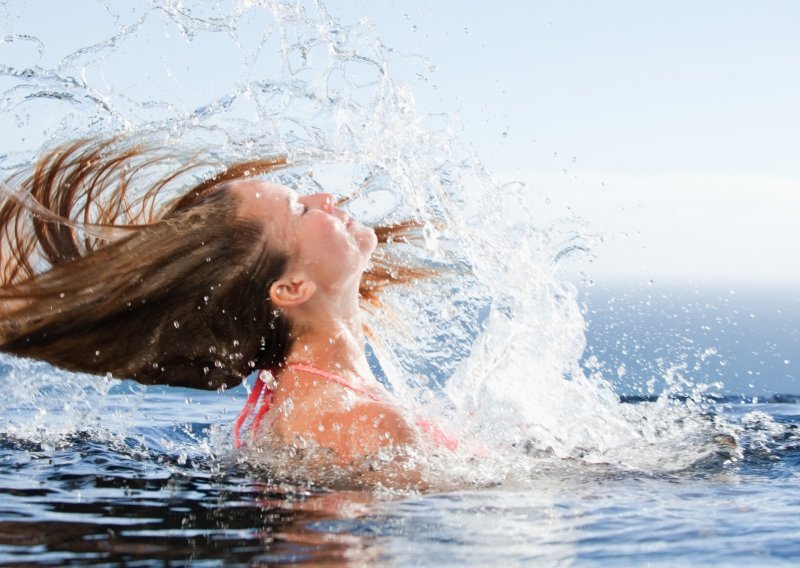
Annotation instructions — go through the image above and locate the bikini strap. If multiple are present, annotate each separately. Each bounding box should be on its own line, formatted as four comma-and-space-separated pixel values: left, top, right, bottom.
233, 364, 380, 448
233, 369, 274, 448
286, 363, 381, 402
285, 365, 460, 451
234, 365, 462, 453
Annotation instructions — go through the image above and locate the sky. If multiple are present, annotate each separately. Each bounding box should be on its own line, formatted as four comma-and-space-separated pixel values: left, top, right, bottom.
3, 1, 797, 287
331, 1, 800, 288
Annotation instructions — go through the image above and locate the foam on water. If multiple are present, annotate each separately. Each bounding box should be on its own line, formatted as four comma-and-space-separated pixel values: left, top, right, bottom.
0, 0, 748, 484
0, 352, 134, 449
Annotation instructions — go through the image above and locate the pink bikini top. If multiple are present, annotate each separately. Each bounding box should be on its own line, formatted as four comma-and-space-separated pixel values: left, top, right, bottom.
233, 364, 458, 452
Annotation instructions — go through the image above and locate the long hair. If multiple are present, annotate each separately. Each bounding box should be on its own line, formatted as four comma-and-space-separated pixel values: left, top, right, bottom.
0, 138, 427, 389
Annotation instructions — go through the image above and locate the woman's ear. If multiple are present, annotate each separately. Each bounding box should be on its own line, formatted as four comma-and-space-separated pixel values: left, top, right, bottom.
269, 274, 316, 308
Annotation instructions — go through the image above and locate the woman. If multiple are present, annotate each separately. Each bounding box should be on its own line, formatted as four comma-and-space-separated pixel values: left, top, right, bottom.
0, 137, 445, 473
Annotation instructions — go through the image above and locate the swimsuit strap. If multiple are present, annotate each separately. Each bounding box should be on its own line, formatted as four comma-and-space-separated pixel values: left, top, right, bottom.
285, 363, 382, 402
233, 369, 274, 449
233, 364, 460, 452
233, 364, 379, 448
287, 366, 458, 450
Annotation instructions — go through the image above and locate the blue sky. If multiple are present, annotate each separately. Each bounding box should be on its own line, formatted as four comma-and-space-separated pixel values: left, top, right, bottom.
2, 1, 798, 287
332, 1, 800, 287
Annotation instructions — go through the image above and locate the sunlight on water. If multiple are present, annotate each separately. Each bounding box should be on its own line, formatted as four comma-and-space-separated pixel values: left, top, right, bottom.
0, 0, 751, 484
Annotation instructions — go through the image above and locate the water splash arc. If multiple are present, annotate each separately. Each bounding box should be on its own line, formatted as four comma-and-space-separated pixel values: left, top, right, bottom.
0, 0, 737, 478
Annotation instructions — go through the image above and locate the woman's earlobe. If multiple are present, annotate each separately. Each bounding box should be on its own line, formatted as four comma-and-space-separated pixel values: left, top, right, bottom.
269, 276, 316, 308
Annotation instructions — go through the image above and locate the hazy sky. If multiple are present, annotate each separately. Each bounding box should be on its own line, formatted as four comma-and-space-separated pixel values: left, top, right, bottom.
3, 1, 798, 287
332, 1, 800, 287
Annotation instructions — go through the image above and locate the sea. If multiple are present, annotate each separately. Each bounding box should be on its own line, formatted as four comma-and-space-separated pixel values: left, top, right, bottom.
1, 284, 798, 565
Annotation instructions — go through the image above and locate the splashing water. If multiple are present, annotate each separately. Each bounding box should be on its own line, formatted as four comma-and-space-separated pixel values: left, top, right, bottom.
0, 0, 743, 484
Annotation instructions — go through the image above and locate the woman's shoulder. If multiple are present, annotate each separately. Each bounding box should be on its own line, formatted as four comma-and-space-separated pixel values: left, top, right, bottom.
315, 397, 417, 456
270, 365, 417, 456
271, 394, 415, 458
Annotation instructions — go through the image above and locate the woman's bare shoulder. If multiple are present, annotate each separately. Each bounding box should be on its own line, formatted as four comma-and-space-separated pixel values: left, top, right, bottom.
304, 398, 415, 459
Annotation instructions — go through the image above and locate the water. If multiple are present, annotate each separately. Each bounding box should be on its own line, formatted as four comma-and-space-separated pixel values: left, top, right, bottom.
1, 350, 799, 565
2, 1, 799, 565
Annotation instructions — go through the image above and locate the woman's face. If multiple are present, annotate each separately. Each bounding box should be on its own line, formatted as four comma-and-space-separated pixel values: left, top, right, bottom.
232, 180, 377, 288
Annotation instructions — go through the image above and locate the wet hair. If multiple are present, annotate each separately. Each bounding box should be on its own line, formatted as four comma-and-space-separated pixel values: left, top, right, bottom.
0, 138, 426, 389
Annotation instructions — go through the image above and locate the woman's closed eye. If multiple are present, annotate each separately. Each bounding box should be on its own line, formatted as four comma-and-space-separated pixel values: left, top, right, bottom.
292, 199, 309, 216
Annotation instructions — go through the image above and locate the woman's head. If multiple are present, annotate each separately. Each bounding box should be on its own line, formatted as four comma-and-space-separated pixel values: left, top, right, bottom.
0, 137, 424, 389
230, 180, 378, 309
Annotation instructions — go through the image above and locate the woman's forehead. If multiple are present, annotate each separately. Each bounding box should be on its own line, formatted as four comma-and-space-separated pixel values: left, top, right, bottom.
229, 180, 296, 220
230, 179, 294, 204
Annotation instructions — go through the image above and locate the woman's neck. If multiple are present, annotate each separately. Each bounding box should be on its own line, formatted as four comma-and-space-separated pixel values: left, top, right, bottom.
284, 299, 373, 381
